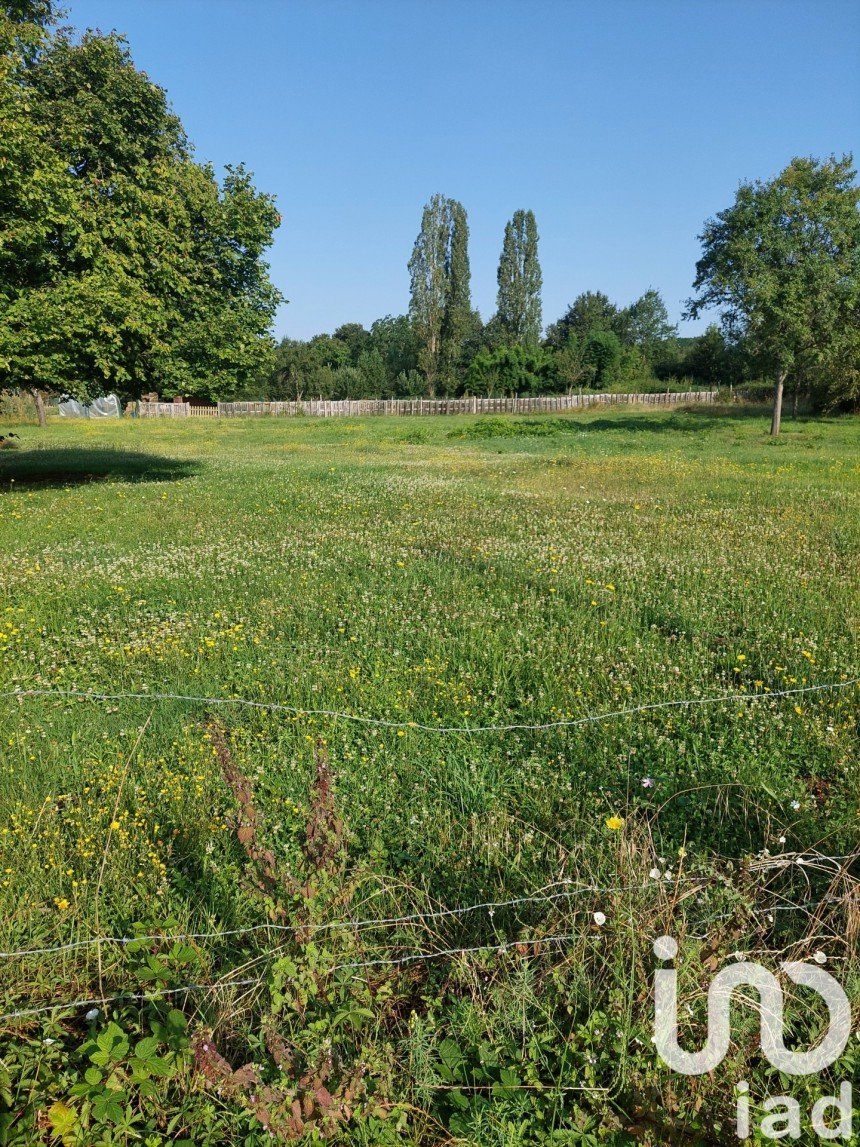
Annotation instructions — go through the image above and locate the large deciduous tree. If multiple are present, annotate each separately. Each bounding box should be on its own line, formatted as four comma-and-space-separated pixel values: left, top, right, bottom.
496, 209, 542, 346
408, 194, 471, 396
0, 8, 283, 409
582, 328, 622, 389
686, 155, 860, 434
545, 291, 621, 349
627, 288, 676, 368
369, 315, 419, 383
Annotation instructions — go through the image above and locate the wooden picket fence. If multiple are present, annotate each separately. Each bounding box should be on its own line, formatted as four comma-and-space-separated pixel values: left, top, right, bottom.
137, 390, 716, 419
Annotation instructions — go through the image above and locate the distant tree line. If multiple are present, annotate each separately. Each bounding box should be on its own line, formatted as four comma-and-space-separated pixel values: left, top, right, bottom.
268, 194, 716, 403
269, 163, 858, 423
269, 195, 691, 402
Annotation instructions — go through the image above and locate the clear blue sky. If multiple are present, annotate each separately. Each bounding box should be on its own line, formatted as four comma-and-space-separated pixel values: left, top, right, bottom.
65, 0, 860, 342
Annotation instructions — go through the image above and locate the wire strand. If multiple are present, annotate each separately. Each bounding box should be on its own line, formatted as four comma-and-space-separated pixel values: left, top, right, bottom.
0, 978, 259, 1022
0, 877, 709, 959
1, 676, 856, 734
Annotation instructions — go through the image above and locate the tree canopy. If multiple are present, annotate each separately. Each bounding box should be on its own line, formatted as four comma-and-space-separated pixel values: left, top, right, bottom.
496, 209, 542, 346
407, 194, 471, 396
0, 8, 282, 403
687, 154, 860, 432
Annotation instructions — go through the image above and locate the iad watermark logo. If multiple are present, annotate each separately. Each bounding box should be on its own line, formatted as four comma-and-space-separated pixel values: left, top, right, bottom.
652, 936, 855, 1140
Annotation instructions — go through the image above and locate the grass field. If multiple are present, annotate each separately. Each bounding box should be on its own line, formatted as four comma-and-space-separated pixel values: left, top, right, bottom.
1, 406, 858, 1145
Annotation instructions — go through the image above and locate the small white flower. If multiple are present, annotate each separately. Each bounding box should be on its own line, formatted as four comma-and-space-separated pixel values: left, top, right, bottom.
641, 776, 655, 789
813, 951, 827, 965
778, 836, 786, 844
790, 800, 801, 810
84, 1008, 99, 1021
43, 1038, 57, 1046
649, 867, 661, 880
593, 911, 607, 926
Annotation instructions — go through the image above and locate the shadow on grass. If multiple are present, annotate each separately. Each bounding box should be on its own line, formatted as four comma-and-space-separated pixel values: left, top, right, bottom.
0, 446, 200, 490
453, 404, 780, 441
576, 405, 777, 435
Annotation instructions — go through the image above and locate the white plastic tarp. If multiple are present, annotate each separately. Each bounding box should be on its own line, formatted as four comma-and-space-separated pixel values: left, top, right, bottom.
58, 394, 122, 418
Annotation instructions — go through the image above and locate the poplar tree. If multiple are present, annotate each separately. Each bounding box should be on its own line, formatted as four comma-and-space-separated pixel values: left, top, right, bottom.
440, 200, 471, 389
496, 209, 542, 346
408, 194, 471, 395
408, 195, 449, 396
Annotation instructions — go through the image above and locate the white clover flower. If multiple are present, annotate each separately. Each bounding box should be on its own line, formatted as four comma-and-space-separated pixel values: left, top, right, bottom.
649, 867, 661, 880
593, 911, 606, 926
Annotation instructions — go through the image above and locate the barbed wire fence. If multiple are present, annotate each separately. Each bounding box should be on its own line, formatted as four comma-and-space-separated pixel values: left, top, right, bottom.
1, 877, 854, 1023
2, 675, 857, 733
0, 676, 857, 1025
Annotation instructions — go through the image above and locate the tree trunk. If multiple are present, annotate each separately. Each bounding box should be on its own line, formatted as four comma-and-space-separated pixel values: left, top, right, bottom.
770, 369, 785, 437
32, 389, 46, 428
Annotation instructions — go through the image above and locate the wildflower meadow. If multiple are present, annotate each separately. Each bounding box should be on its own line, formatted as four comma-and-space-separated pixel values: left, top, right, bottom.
0, 405, 858, 1145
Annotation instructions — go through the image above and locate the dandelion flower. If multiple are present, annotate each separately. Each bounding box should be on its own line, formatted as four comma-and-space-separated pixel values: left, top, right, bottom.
605, 815, 624, 831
